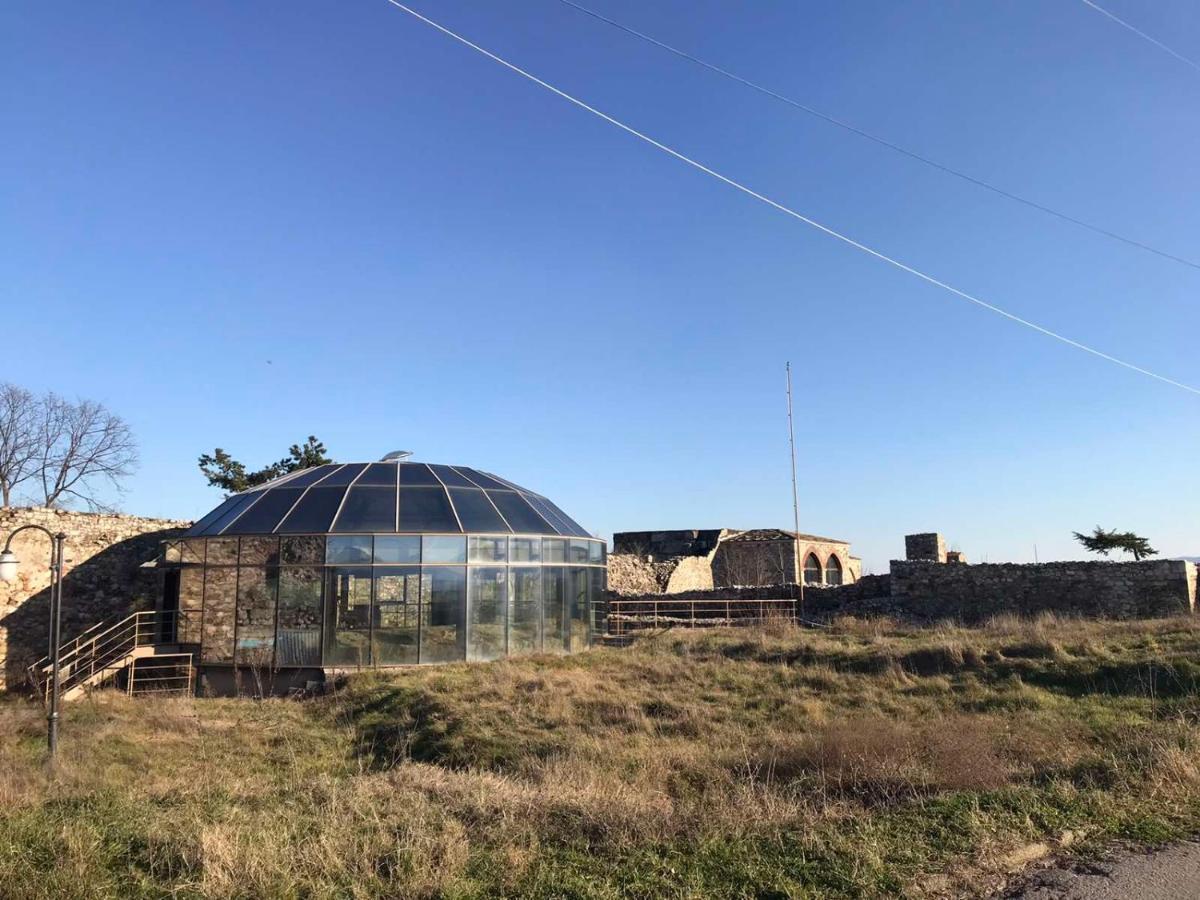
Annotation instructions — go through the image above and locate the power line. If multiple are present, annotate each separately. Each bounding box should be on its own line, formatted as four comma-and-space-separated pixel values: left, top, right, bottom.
379, 1, 1200, 397
1080, 0, 1200, 74
554, 0, 1200, 271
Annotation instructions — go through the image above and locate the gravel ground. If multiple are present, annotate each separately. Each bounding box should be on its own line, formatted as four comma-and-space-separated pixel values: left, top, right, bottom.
997, 841, 1200, 899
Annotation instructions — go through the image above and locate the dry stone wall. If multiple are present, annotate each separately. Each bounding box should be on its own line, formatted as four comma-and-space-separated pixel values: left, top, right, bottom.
889, 559, 1196, 622
0, 507, 189, 690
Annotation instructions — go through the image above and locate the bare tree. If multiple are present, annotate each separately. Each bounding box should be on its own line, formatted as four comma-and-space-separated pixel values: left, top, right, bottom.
0, 384, 40, 507
35, 394, 138, 509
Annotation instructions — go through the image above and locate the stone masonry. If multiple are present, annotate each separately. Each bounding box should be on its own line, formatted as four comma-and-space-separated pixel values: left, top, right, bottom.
905, 533, 947, 563
0, 507, 189, 690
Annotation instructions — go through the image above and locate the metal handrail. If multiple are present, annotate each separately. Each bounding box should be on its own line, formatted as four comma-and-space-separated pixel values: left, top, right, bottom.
26, 610, 181, 702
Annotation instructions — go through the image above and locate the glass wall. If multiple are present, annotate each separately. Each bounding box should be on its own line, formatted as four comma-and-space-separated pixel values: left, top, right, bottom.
171, 534, 606, 668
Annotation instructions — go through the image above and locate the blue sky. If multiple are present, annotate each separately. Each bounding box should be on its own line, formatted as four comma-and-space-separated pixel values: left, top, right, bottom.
3, 0, 1197, 571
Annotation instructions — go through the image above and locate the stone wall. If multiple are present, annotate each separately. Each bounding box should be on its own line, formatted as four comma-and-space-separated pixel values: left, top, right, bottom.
712, 536, 856, 588
889, 559, 1197, 622
0, 507, 189, 690
905, 533, 947, 562
612, 530, 726, 559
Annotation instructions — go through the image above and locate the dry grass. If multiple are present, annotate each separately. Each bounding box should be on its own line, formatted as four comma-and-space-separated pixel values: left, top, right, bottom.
2, 615, 1200, 898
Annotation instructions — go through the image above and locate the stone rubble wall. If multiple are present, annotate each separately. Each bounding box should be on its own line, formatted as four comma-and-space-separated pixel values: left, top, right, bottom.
889, 559, 1196, 622
0, 507, 190, 690
607, 553, 680, 595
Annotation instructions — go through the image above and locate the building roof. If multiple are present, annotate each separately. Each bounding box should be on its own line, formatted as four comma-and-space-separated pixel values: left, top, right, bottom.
184, 462, 591, 538
723, 528, 849, 545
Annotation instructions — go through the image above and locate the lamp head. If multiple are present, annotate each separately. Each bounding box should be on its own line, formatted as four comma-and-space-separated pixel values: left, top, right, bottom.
0, 550, 18, 583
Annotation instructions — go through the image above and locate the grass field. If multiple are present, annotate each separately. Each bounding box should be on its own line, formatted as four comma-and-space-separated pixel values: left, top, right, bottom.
3, 614, 1200, 898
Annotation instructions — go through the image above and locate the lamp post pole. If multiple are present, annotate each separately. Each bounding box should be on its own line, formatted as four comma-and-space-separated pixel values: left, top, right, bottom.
0, 524, 68, 758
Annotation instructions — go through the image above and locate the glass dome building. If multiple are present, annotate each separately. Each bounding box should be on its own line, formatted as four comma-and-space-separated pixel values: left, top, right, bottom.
160, 461, 606, 679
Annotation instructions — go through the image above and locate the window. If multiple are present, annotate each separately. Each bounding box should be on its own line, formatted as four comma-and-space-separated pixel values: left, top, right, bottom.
508, 567, 542, 655
804, 554, 823, 585
448, 488, 510, 532
567, 567, 590, 653
277, 567, 323, 666
235, 567, 278, 666
588, 541, 605, 565
373, 567, 420, 665
543, 538, 567, 563
280, 535, 325, 566
326, 535, 372, 564
178, 567, 205, 645
324, 567, 372, 667
568, 540, 590, 564
228, 488, 304, 534
207, 538, 239, 566
398, 463, 441, 486
468, 535, 508, 563
509, 536, 541, 563
374, 536, 420, 564
332, 486, 396, 533
467, 567, 507, 661
486, 491, 551, 534
422, 535, 466, 564
420, 567, 466, 663
543, 567, 567, 653
277, 487, 345, 534
201, 566, 237, 662
398, 487, 460, 532
825, 555, 843, 586
238, 537, 278, 567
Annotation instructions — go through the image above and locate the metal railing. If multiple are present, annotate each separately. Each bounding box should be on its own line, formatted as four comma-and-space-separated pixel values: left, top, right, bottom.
127, 654, 194, 697
26, 609, 190, 702
606, 597, 799, 639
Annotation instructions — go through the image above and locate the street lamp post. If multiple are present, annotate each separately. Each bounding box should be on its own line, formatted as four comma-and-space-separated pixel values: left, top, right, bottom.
0, 524, 68, 758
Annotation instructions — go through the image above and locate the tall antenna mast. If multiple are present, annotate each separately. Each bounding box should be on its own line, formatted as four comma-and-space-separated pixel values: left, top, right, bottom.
786, 362, 804, 616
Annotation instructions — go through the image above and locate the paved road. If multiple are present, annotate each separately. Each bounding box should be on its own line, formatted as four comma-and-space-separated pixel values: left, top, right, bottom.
1000, 842, 1200, 899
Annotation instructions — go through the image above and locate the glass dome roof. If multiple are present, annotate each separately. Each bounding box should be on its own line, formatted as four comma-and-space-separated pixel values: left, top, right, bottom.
184, 462, 591, 538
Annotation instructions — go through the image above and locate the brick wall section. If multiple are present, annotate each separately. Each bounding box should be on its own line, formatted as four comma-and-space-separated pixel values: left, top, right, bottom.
889, 559, 1196, 622
0, 507, 189, 690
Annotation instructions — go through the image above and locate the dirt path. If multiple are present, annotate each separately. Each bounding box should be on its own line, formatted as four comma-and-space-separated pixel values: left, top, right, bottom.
998, 841, 1200, 899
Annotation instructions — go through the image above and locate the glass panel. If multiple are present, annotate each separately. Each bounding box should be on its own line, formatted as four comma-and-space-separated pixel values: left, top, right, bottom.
374, 535, 421, 564
509, 536, 541, 563
825, 556, 843, 586
283, 465, 339, 488
239, 536, 279, 566
180, 538, 206, 565
422, 535, 466, 564
447, 488, 511, 533
225, 488, 303, 534
468, 535, 508, 563
316, 463, 367, 487
420, 567, 466, 663
508, 567, 542, 655
567, 567, 590, 653
280, 535, 324, 566
357, 463, 398, 486
590, 567, 607, 637
486, 491, 552, 534
200, 492, 262, 535
178, 567, 205, 645
588, 541, 604, 564
373, 567, 421, 665
201, 566, 237, 662
236, 567, 278, 666
542, 567, 567, 653
332, 486, 397, 533
523, 494, 573, 535
480, 471, 530, 492
162, 541, 182, 564
398, 463, 441, 486
539, 498, 589, 537
324, 567, 373, 667
427, 464, 475, 487
206, 538, 239, 566
804, 554, 822, 585
543, 538, 567, 564
467, 567, 507, 661
326, 535, 373, 564
568, 539, 590, 564
456, 468, 510, 491
277, 486, 345, 534
187, 494, 245, 536
277, 567, 323, 666
398, 487, 461, 532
